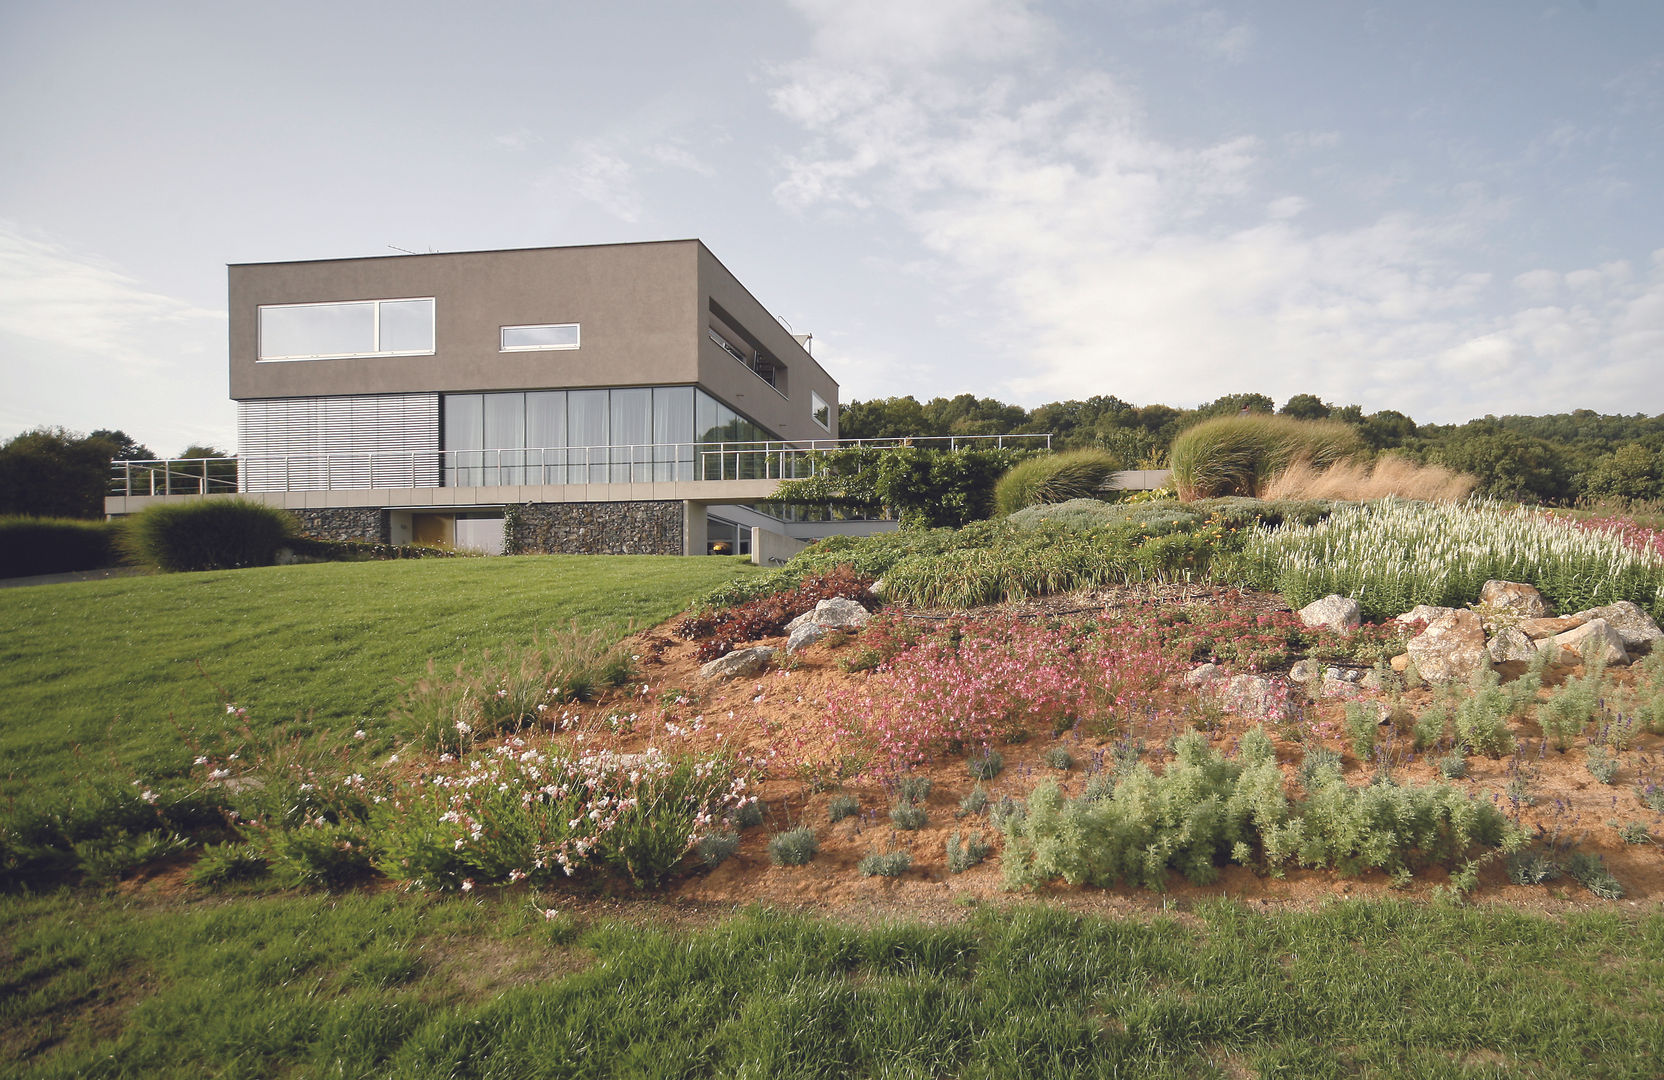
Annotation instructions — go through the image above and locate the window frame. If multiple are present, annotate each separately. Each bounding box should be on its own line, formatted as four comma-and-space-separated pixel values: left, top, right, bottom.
257, 297, 436, 362
811, 390, 831, 432
500, 323, 581, 352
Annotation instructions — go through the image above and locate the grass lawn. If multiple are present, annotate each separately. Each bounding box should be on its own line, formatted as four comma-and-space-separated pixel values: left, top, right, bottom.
0, 555, 757, 799
3, 892, 1660, 1078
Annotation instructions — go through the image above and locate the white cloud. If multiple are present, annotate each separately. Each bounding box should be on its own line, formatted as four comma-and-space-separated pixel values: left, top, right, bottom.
768, 2, 1664, 423
555, 143, 643, 223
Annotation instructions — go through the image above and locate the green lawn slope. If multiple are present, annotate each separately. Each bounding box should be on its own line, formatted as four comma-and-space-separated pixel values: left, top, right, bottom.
0, 555, 756, 797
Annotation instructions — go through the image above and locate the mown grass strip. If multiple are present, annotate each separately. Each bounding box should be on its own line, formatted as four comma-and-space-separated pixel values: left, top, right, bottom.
0, 555, 757, 797
3, 894, 1660, 1079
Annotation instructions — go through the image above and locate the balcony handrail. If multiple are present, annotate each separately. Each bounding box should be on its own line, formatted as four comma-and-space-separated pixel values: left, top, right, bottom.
108, 433, 1054, 496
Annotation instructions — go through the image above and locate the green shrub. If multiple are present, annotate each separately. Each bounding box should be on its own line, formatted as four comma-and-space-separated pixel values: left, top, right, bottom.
1343, 702, 1379, 762
1042, 746, 1074, 770
828, 794, 860, 823
768, 826, 819, 866
189, 842, 270, 888
121, 499, 294, 572
1437, 750, 1469, 780
0, 516, 123, 577
697, 830, 740, 868
1566, 852, 1623, 900
894, 775, 933, 803
946, 832, 991, 873
858, 850, 912, 878
735, 799, 766, 829
1169, 416, 1361, 501
890, 801, 929, 830
1585, 747, 1619, 785
265, 822, 378, 889
74, 829, 192, 884
1413, 702, 1451, 751
1452, 670, 1517, 758
993, 450, 1123, 516
958, 787, 989, 817
967, 750, 1004, 780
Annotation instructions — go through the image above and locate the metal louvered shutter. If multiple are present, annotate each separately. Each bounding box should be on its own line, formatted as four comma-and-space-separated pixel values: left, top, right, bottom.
237, 394, 440, 491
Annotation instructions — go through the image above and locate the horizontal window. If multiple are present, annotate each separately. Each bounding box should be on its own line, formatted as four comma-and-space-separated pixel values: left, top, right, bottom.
501, 323, 580, 351
258, 298, 434, 361
811, 390, 831, 431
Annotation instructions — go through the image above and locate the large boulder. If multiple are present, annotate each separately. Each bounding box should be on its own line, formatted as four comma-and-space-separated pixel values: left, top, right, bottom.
1213, 674, 1297, 722
1183, 662, 1223, 690
1569, 602, 1662, 653
1406, 609, 1489, 684
1395, 604, 1457, 626
1478, 580, 1549, 620
1517, 615, 1585, 640
699, 646, 776, 680
1538, 619, 1629, 668
1487, 625, 1539, 664
786, 622, 829, 654
1287, 658, 1323, 684
1299, 595, 1361, 633
807, 596, 873, 631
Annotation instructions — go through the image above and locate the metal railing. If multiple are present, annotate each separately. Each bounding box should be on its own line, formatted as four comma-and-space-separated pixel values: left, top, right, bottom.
108, 433, 1054, 497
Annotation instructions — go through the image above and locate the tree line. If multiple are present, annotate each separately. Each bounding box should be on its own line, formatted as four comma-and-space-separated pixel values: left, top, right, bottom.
0, 428, 228, 519
839, 392, 1664, 505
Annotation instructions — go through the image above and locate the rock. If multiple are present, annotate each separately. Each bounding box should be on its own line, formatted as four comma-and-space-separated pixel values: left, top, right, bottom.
1487, 625, 1539, 664
1299, 595, 1361, 633
786, 623, 829, 654
1288, 658, 1323, 684
1325, 666, 1362, 683
1214, 674, 1296, 721
1538, 618, 1630, 668
1406, 609, 1489, 684
1518, 616, 1584, 640
1569, 602, 1663, 652
1396, 604, 1456, 626
1320, 675, 1364, 698
1478, 580, 1549, 620
808, 596, 872, 631
1360, 669, 1384, 691
1389, 653, 1411, 673
699, 646, 776, 680
1183, 663, 1223, 689
785, 610, 816, 633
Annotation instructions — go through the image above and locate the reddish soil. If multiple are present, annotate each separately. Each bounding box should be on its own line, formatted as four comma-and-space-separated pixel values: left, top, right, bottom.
486, 585, 1664, 922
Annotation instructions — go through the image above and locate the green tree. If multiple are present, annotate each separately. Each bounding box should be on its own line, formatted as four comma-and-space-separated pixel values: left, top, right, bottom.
89, 429, 156, 461
1581, 443, 1661, 503
0, 427, 119, 518
1279, 393, 1332, 421
1431, 431, 1572, 503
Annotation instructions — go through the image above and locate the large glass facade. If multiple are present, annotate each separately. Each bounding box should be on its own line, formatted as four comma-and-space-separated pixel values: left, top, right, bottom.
441, 386, 776, 485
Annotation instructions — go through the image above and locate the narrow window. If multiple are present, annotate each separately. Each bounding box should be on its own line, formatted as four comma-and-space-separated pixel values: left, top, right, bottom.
811, 391, 831, 431
501, 323, 580, 351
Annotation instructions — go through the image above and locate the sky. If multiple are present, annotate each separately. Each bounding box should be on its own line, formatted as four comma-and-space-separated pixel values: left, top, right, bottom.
2, 0, 1662, 456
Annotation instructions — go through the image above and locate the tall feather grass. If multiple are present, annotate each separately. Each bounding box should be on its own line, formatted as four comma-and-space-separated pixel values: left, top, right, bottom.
1233, 497, 1664, 621
992, 450, 1124, 516
1169, 415, 1361, 501
1261, 455, 1476, 503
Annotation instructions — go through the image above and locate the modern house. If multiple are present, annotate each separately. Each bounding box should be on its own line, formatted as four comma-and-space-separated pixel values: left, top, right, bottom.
109, 239, 868, 557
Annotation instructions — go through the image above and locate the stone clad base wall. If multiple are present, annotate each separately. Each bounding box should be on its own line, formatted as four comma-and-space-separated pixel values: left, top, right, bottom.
508, 501, 683, 555
288, 507, 387, 543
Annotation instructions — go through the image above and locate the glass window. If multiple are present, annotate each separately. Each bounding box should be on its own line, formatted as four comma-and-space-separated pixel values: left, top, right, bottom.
526, 391, 566, 483
654, 387, 694, 481
501, 323, 580, 351
483, 393, 526, 485
444, 394, 483, 486
567, 390, 609, 483
609, 388, 652, 482
258, 298, 434, 360
812, 391, 831, 431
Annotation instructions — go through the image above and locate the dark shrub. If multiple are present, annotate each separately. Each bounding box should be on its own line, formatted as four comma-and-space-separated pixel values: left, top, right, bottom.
122, 499, 295, 571
993, 450, 1124, 516
0, 516, 122, 578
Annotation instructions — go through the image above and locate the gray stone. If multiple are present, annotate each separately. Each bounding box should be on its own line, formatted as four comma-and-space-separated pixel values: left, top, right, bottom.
1299, 595, 1361, 633
699, 646, 776, 680
1359, 669, 1385, 691
1183, 662, 1222, 689
1396, 604, 1457, 626
1478, 580, 1549, 620
786, 623, 829, 654
1320, 675, 1365, 698
1325, 666, 1362, 683
1569, 602, 1662, 652
1213, 674, 1296, 721
1487, 625, 1539, 664
1538, 618, 1630, 668
785, 610, 816, 633
1406, 609, 1489, 684
503, 500, 682, 555
289, 507, 385, 544
808, 596, 873, 631
1288, 658, 1323, 684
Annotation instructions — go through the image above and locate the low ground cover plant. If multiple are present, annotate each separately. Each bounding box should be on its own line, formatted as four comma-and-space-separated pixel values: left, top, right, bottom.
1002, 729, 1521, 892
1235, 497, 1664, 621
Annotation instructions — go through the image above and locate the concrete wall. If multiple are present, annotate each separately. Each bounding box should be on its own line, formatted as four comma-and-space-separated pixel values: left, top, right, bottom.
506, 501, 683, 556
231, 241, 700, 401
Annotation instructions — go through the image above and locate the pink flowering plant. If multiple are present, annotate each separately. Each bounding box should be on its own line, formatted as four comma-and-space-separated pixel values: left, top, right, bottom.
1566, 513, 1664, 559
814, 616, 1168, 775
370, 739, 755, 889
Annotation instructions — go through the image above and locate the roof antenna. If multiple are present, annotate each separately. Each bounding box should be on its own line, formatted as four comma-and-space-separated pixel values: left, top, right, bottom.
387, 244, 418, 255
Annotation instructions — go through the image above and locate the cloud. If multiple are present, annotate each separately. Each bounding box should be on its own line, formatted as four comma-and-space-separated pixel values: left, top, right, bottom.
768, 1, 1664, 423
555, 143, 643, 223
0, 223, 220, 375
